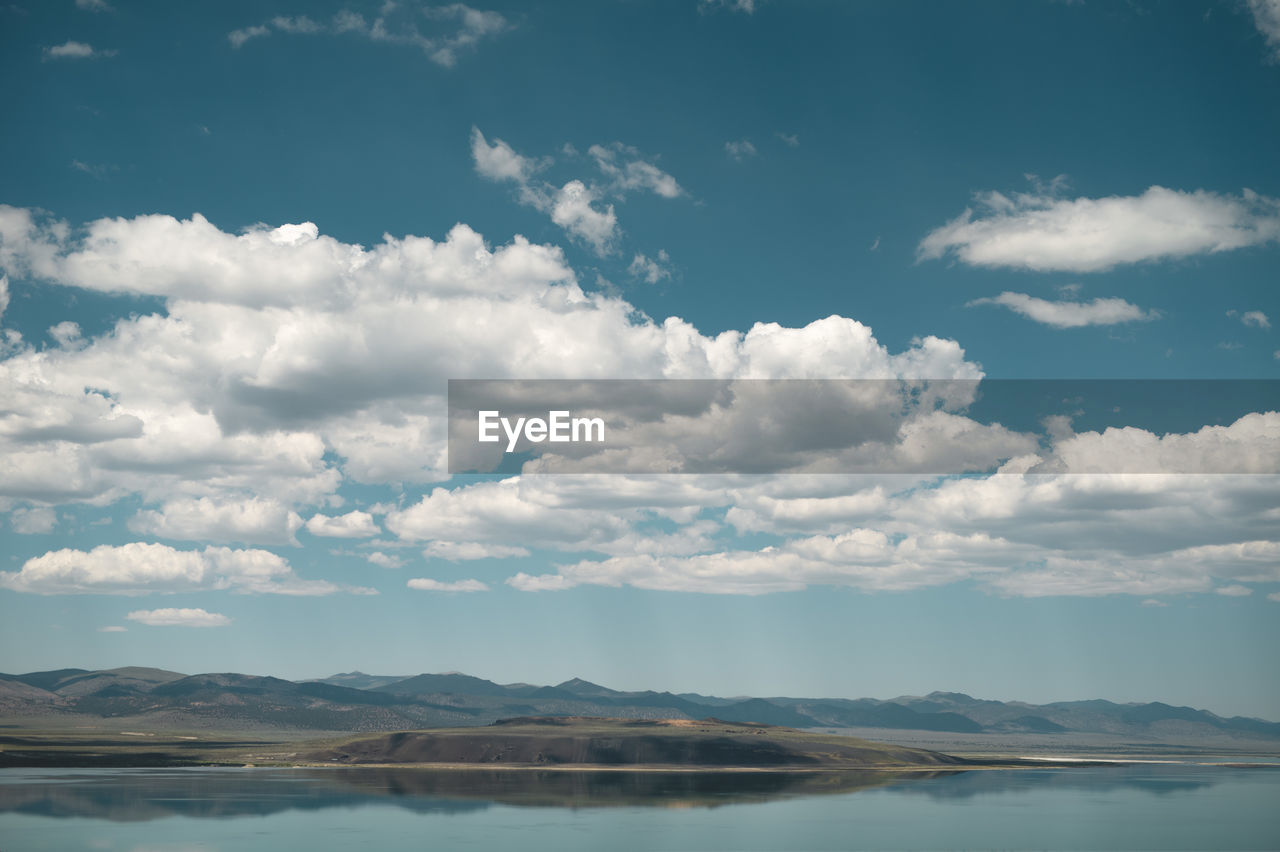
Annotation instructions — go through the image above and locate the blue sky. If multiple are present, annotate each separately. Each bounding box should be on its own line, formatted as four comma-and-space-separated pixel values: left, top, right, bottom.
1, 0, 1278, 718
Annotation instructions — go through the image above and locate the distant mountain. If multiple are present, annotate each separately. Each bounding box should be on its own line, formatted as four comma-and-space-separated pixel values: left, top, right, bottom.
308, 672, 410, 691
2, 668, 1277, 743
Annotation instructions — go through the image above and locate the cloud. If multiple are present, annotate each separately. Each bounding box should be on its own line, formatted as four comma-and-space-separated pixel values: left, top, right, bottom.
228, 3, 508, 67
406, 577, 488, 592
76, 0, 113, 9
776, 132, 799, 148
305, 510, 380, 538
1216, 584, 1253, 596
43, 41, 116, 60
967, 292, 1159, 328
724, 140, 757, 161
98, 625, 127, 632
470, 128, 546, 184
0, 542, 353, 595
549, 181, 618, 254
0, 276, 8, 320
919, 186, 1280, 272
1247, 0, 1280, 60
628, 250, 672, 284
699, 0, 756, 13
423, 540, 530, 560
471, 131, 681, 256
130, 497, 304, 545
1242, 310, 1271, 329
2, 203, 1275, 605
9, 506, 56, 534
127, 607, 231, 627
228, 25, 270, 48
588, 144, 683, 198
364, 551, 404, 569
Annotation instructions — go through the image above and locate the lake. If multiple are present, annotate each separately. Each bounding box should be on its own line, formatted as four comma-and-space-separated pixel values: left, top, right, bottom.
0, 764, 1277, 850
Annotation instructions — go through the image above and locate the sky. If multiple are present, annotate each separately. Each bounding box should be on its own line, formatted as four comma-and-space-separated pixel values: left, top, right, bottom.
1, 0, 1278, 719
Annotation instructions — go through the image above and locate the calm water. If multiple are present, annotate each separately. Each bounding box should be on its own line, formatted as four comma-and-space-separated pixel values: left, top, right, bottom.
0, 765, 1277, 850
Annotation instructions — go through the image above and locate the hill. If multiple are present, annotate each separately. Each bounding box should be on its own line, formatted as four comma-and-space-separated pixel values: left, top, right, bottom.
2, 667, 1277, 747
303, 717, 973, 769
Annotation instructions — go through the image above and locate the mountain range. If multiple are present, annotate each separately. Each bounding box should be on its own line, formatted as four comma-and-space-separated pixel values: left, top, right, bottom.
2, 666, 1277, 742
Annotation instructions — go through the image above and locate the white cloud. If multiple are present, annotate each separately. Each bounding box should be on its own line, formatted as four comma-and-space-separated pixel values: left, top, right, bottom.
43, 41, 116, 60
9, 506, 57, 534
776, 132, 799, 148
0, 276, 8, 320
1045, 413, 1280, 474
1241, 310, 1271, 329
588, 144, 683, 198
1216, 584, 1253, 596
628, 250, 672, 284
0, 542, 353, 595
968, 291, 1159, 328
98, 625, 127, 632
406, 577, 488, 592
470, 127, 545, 184
2, 203, 1276, 604
228, 25, 270, 48
305, 510, 380, 538
1247, 0, 1280, 60
919, 186, 1280, 272
365, 551, 404, 569
470, 132, 682, 256
724, 140, 757, 161
550, 181, 618, 254
130, 498, 304, 546
699, 0, 756, 13
127, 607, 231, 627
76, 0, 114, 10
228, 4, 508, 67
48, 321, 83, 347
423, 540, 531, 560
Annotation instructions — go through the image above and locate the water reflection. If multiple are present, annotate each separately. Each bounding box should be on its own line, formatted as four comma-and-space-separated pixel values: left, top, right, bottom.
0, 765, 1246, 823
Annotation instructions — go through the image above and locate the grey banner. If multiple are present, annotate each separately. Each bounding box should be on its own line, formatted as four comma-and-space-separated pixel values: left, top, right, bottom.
447, 379, 1279, 474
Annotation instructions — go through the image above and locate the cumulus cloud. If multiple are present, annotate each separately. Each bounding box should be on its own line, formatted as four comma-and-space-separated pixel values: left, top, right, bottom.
364, 551, 404, 569
423, 540, 531, 560
127, 607, 231, 627
305, 510, 380, 538
549, 181, 618, 254
229, 3, 508, 66
1248, 0, 1280, 60
0, 542, 354, 595
1240, 310, 1271, 329
43, 41, 116, 60
919, 186, 1280, 272
968, 292, 1159, 328
496, 473, 1280, 598
470, 128, 546, 184
9, 506, 57, 534
471, 131, 681, 256
724, 140, 757, 161
406, 577, 488, 592
130, 497, 304, 546
588, 144, 683, 198
1, 203, 1276, 605
700, 0, 756, 14
629, 250, 672, 284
